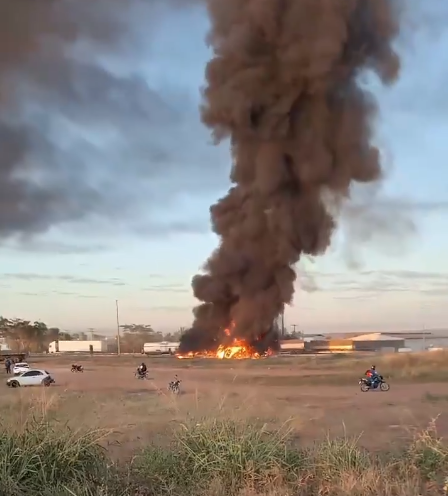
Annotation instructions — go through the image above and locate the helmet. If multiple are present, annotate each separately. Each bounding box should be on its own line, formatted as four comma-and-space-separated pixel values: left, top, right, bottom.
371, 365, 376, 370
141, 362, 145, 366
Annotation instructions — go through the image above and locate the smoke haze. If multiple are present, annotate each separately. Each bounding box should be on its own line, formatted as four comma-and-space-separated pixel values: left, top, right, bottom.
181, 0, 402, 352
0, 0, 204, 238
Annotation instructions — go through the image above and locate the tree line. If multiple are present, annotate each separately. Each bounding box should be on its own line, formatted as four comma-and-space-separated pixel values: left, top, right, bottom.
118, 324, 185, 353
0, 317, 186, 354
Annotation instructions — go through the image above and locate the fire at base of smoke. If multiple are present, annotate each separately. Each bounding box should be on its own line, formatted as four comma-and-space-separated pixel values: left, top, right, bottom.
181, 0, 401, 353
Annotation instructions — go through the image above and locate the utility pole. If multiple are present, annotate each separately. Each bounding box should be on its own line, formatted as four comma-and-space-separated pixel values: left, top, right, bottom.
115, 299, 121, 355
421, 303, 427, 351
281, 307, 285, 337
291, 324, 297, 335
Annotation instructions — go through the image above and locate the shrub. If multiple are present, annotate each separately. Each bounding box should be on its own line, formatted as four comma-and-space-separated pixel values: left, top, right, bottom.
0, 416, 113, 496
133, 418, 448, 496
406, 419, 448, 480
134, 418, 304, 494
0, 415, 447, 496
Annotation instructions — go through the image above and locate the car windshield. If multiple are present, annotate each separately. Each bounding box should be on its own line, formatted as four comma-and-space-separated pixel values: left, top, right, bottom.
16, 363, 29, 367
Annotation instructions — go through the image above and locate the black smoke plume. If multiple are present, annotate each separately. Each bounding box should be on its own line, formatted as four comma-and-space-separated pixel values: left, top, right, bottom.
180, 0, 401, 353
0, 0, 193, 237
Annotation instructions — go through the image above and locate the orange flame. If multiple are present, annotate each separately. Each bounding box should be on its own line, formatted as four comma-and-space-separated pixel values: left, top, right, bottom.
176, 323, 272, 360
216, 340, 260, 359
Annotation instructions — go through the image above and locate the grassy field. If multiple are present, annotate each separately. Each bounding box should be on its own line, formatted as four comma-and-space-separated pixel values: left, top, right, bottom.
0, 351, 447, 495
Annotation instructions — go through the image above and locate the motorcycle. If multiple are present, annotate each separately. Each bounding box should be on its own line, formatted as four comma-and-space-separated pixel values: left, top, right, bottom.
168, 375, 181, 394
359, 375, 390, 392
135, 370, 149, 380
71, 364, 84, 373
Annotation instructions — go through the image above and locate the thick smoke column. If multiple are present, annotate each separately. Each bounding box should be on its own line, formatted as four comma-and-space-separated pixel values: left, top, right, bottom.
181, 0, 401, 352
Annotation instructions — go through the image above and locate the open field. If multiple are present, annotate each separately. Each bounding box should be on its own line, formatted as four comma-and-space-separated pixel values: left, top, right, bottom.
1, 352, 448, 495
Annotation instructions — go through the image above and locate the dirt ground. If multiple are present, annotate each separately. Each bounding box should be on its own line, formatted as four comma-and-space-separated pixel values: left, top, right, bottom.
1, 354, 448, 459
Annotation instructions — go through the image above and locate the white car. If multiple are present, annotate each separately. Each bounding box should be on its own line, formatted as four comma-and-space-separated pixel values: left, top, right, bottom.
7, 369, 55, 388
13, 362, 30, 375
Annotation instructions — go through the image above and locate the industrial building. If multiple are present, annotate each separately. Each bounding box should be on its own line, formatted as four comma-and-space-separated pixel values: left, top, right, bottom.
327, 331, 448, 352
303, 338, 353, 353
350, 333, 405, 353
280, 332, 408, 354
385, 331, 448, 352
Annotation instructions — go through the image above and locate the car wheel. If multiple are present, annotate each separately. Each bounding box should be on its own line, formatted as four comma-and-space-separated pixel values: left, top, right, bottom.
10, 380, 20, 388
42, 379, 51, 387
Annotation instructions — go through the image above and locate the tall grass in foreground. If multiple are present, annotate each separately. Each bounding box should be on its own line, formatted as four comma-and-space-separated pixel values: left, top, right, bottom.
0, 416, 118, 496
0, 416, 447, 496
134, 417, 448, 496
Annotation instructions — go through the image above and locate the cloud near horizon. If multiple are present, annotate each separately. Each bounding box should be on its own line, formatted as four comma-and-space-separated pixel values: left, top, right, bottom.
2, 272, 126, 286
297, 269, 448, 299
1, 271, 190, 295
3, 268, 446, 303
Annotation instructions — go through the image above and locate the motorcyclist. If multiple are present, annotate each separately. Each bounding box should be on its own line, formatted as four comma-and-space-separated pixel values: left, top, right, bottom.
365, 365, 380, 388
137, 362, 147, 376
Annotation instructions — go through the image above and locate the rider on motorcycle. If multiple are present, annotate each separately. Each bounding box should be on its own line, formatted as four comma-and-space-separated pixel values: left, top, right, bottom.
365, 365, 380, 387
137, 362, 147, 377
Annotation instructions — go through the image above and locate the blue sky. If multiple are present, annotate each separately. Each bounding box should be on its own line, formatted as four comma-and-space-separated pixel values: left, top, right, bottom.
1, 1, 447, 334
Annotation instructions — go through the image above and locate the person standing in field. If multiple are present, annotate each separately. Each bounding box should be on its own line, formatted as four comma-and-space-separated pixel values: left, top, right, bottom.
4, 358, 11, 374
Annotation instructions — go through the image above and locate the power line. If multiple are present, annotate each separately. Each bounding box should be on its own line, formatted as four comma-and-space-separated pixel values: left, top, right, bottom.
115, 300, 121, 355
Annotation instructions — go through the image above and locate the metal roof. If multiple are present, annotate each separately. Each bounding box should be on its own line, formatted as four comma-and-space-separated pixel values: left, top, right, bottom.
351, 333, 404, 342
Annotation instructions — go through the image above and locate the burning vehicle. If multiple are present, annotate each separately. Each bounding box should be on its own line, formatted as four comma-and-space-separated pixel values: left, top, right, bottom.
177, 322, 279, 360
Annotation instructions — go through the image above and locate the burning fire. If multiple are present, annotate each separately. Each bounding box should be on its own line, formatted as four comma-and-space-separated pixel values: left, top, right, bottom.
176, 324, 273, 360
216, 339, 261, 359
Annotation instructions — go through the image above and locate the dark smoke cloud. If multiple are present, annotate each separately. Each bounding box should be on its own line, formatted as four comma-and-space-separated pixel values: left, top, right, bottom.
180, 0, 401, 352
0, 0, 210, 238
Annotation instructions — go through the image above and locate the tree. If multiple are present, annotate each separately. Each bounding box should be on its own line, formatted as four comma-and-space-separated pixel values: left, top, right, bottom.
0, 316, 69, 352
47, 327, 60, 342
0, 318, 52, 352
164, 327, 186, 342
120, 324, 160, 353
58, 330, 73, 340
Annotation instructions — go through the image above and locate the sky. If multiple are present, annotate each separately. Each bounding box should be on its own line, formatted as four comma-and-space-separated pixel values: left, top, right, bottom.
1, 0, 447, 335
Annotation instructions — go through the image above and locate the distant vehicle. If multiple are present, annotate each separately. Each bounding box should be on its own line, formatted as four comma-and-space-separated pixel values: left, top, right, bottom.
143, 342, 179, 356
134, 371, 149, 380
7, 369, 55, 388
168, 375, 181, 394
279, 340, 305, 354
13, 362, 30, 375
0, 352, 27, 362
71, 364, 84, 373
48, 340, 107, 353
359, 375, 390, 392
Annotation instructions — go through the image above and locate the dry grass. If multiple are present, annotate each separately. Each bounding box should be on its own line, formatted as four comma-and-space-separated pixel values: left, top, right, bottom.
1, 412, 447, 495
30, 349, 448, 382
0, 351, 447, 495
278, 350, 448, 384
